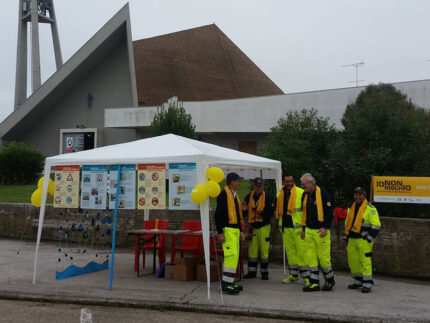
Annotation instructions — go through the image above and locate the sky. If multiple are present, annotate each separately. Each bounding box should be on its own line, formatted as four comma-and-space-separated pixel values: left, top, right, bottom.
1, 0, 430, 122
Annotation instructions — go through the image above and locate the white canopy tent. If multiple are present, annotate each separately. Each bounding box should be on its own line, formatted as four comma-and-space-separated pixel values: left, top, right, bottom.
33, 134, 282, 299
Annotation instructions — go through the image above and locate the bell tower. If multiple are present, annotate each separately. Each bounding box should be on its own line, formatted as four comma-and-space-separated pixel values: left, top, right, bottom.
14, 0, 63, 108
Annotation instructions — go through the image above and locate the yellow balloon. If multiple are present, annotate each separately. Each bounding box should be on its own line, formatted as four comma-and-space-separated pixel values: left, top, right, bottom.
37, 177, 55, 196
276, 191, 281, 198
206, 180, 221, 198
37, 177, 44, 189
207, 167, 224, 183
48, 179, 55, 196
31, 189, 43, 207
191, 183, 208, 204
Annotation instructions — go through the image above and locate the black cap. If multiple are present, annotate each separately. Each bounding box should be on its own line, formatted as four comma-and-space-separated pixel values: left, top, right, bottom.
253, 177, 263, 186
226, 172, 241, 184
354, 186, 366, 195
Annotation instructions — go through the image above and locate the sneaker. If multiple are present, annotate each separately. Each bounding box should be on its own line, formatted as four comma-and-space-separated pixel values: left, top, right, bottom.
221, 282, 240, 295
322, 280, 335, 291
361, 287, 371, 293
243, 272, 257, 279
302, 277, 310, 287
282, 275, 299, 284
348, 283, 362, 289
261, 273, 269, 280
233, 284, 243, 292
303, 284, 320, 292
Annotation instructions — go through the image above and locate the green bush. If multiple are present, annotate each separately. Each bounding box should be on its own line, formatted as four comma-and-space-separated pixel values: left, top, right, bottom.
0, 142, 44, 184
151, 101, 196, 138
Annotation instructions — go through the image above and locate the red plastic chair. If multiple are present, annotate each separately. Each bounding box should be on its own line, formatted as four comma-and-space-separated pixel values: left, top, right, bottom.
134, 219, 169, 272
170, 221, 203, 262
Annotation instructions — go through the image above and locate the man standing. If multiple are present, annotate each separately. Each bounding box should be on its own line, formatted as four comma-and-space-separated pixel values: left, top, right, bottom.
276, 174, 309, 285
214, 172, 245, 294
343, 187, 381, 293
242, 177, 274, 280
300, 173, 335, 292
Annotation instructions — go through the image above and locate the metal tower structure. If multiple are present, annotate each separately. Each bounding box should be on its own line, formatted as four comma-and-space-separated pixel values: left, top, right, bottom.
14, 0, 63, 108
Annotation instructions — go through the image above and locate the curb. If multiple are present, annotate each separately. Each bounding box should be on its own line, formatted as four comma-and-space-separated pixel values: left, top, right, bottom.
0, 290, 416, 323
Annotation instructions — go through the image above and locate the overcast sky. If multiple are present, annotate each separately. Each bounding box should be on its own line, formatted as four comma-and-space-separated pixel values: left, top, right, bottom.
1, 0, 430, 122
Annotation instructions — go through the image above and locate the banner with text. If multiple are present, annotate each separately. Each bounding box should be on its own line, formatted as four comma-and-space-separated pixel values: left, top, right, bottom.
54, 166, 80, 208
137, 164, 166, 210
372, 176, 430, 204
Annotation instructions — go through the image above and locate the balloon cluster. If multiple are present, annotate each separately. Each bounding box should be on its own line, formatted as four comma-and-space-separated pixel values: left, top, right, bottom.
190, 167, 224, 204
31, 177, 55, 207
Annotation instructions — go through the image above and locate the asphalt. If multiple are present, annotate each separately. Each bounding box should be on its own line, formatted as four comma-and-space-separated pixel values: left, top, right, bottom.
1, 238, 429, 323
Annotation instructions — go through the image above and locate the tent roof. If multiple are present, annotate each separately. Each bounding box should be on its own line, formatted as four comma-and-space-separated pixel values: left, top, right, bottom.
46, 134, 280, 169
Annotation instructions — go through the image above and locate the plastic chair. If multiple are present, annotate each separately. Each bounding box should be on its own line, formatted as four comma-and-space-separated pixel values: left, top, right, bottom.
170, 221, 203, 262
134, 219, 169, 272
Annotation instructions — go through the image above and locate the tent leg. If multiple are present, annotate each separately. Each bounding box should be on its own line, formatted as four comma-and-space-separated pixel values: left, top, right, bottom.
109, 165, 122, 290
33, 163, 51, 284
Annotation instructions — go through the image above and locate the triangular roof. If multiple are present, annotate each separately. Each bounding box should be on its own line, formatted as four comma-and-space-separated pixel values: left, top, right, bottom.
133, 24, 284, 106
0, 4, 137, 141
45, 134, 281, 169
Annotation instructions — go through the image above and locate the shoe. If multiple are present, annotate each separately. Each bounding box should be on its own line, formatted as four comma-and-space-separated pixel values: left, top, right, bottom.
303, 278, 310, 287
243, 272, 257, 279
361, 287, 371, 293
282, 275, 299, 284
261, 273, 269, 280
303, 284, 320, 292
221, 283, 239, 295
322, 280, 335, 291
348, 284, 362, 289
233, 284, 243, 292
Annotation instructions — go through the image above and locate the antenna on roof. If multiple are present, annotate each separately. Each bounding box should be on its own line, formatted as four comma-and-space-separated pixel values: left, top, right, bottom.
342, 61, 364, 87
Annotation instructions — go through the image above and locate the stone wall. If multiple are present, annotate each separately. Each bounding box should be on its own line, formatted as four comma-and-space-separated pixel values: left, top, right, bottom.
0, 203, 429, 279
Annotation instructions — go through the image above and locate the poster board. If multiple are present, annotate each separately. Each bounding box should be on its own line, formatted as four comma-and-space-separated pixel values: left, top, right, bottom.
54, 166, 80, 208
168, 163, 198, 210
109, 165, 136, 209
137, 164, 166, 210
80, 165, 108, 209
372, 176, 430, 204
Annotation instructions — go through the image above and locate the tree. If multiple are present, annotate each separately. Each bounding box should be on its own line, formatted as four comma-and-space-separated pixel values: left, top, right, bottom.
261, 108, 337, 190
0, 141, 44, 184
150, 101, 196, 138
338, 83, 430, 216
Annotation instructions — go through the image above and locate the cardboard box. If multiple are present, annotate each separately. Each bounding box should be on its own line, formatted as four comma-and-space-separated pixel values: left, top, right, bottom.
164, 264, 175, 279
173, 263, 196, 281
196, 262, 220, 282
175, 256, 202, 266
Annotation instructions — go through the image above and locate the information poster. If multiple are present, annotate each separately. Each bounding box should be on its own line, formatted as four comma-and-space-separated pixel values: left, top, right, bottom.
54, 166, 80, 208
372, 176, 430, 204
168, 163, 198, 210
80, 165, 108, 209
137, 164, 166, 210
109, 165, 136, 209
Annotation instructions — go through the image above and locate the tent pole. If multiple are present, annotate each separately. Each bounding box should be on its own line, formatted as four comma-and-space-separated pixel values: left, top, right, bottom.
109, 165, 122, 290
198, 161, 211, 300
33, 162, 51, 284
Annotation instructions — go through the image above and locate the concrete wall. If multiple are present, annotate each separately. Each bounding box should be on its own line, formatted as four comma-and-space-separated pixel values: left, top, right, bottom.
1, 203, 429, 279
21, 39, 136, 157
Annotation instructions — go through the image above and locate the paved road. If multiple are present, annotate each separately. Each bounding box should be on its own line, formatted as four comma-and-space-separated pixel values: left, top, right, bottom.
0, 299, 302, 323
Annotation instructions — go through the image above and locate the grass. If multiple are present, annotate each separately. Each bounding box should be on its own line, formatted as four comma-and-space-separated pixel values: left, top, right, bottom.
0, 184, 53, 204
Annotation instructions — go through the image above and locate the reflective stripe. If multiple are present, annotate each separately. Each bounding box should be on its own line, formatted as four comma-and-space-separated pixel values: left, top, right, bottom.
310, 273, 319, 280
371, 225, 380, 230
367, 235, 375, 241
362, 282, 372, 288
300, 266, 310, 271
222, 275, 235, 283
295, 208, 302, 212
363, 275, 373, 281
322, 267, 332, 273
260, 258, 269, 264
248, 266, 257, 272
324, 272, 334, 279
289, 265, 299, 270
361, 231, 368, 236
310, 266, 319, 271
248, 257, 258, 263
223, 267, 236, 274
294, 224, 302, 229
361, 224, 371, 228
352, 273, 363, 278
260, 268, 268, 273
